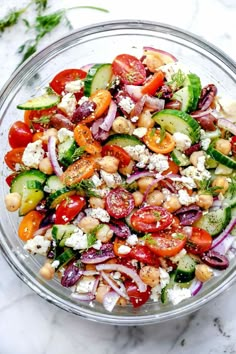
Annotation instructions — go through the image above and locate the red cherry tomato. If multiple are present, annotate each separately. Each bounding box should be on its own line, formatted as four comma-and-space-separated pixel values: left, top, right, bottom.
24, 107, 58, 132
4, 147, 25, 171
49, 69, 87, 95
8, 121, 33, 148
112, 54, 146, 85
105, 188, 135, 219
102, 145, 131, 168
185, 227, 212, 255
231, 136, 236, 155
146, 229, 187, 257
5, 172, 18, 187
129, 245, 160, 266
124, 280, 151, 308
130, 206, 173, 233
55, 195, 86, 224
141, 71, 165, 95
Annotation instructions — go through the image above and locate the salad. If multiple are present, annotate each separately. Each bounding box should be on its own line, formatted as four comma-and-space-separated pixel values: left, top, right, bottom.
4, 46, 236, 312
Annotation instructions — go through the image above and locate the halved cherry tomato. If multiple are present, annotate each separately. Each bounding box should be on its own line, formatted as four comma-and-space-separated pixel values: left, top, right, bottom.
61, 158, 95, 187
129, 245, 160, 266
162, 159, 179, 175
112, 54, 146, 85
49, 69, 87, 95
130, 206, 173, 233
24, 107, 58, 132
124, 280, 151, 308
141, 71, 165, 95
18, 211, 44, 241
81, 90, 112, 124
105, 188, 135, 219
113, 238, 128, 257
8, 121, 33, 148
143, 128, 175, 154
74, 124, 102, 155
55, 195, 86, 224
146, 229, 187, 257
102, 145, 131, 167
185, 227, 212, 255
5, 172, 18, 187
4, 147, 25, 171
32, 131, 44, 142
231, 136, 236, 155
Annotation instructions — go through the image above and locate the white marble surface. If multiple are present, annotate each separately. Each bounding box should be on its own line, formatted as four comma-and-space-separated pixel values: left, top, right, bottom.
1, 0, 236, 353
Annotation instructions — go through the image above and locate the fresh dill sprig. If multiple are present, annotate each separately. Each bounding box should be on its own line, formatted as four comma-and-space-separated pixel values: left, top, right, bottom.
75, 179, 99, 197
0, 7, 27, 32
141, 233, 156, 245
167, 69, 186, 90
159, 126, 166, 144
198, 178, 223, 196
87, 224, 103, 248
35, 0, 48, 14
72, 147, 85, 162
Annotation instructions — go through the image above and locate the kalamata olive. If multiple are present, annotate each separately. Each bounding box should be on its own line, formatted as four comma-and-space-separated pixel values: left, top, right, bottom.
61, 261, 84, 287
81, 243, 115, 264
193, 113, 217, 131
201, 250, 229, 270
109, 219, 131, 239
174, 205, 202, 226
184, 142, 201, 156
39, 210, 56, 228
72, 101, 96, 123
197, 84, 217, 111
47, 241, 56, 259
164, 99, 182, 110
50, 114, 75, 131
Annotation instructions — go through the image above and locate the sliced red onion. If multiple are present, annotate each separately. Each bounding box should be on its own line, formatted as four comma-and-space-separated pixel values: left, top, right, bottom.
73, 211, 85, 225
159, 178, 177, 193
91, 118, 110, 141
189, 278, 203, 296
81, 243, 115, 264
83, 270, 100, 276
96, 263, 147, 293
80, 63, 95, 72
217, 118, 236, 135
109, 219, 131, 239
33, 225, 51, 237
61, 261, 84, 288
91, 275, 100, 296
124, 85, 143, 101
71, 292, 95, 301
130, 95, 147, 117
100, 271, 129, 300
39, 210, 56, 228
213, 235, 235, 255
48, 136, 63, 176
143, 47, 177, 62
190, 109, 212, 118
103, 291, 120, 312
211, 217, 236, 249
126, 171, 156, 184
144, 95, 165, 111
174, 205, 202, 226
100, 100, 117, 131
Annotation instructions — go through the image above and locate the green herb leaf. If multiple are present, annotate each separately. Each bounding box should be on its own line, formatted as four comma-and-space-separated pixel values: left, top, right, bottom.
32, 115, 51, 124
150, 128, 156, 137
198, 178, 223, 196
142, 233, 156, 245
159, 126, 166, 144
35, 10, 65, 41
0, 8, 26, 32
167, 69, 186, 90
121, 181, 138, 192
35, 0, 48, 14
87, 224, 103, 248
72, 147, 85, 162
18, 41, 37, 65
75, 179, 99, 197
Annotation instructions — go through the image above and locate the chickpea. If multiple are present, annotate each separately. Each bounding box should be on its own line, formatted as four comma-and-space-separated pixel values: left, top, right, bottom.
146, 191, 164, 206
196, 193, 213, 210
112, 116, 130, 134
119, 160, 135, 176
212, 176, 229, 194
132, 191, 144, 207
78, 216, 99, 233
138, 109, 155, 129
144, 53, 163, 73
127, 120, 135, 134
117, 297, 127, 307
195, 264, 213, 282
215, 139, 231, 155
5, 192, 21, 212
163, 196, 181, 213
39, 157, 54, 175
96, 284, 110, 303
139, 266, 160, 287
89, 196, 105, 209
98, 156, 119, 173
42, 128, 58, 143
39, 262, 55, 280
96, 224, 113, 243
189, 150, 205, 167
137, 176, 155, 194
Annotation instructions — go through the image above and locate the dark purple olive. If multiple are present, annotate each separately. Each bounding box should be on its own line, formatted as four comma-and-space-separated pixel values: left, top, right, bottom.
72, 101, 96, 123
47, 240, 56, 259
109, 220, 131, 239
39, 210, 56, 228
50, 114, 75, 131
201, 250, 229, 270
197, 84, 217, 111
184, 143, 201, 156
81, 243, 115, 264
61, 261, 84, 287
174, 205, 202, 226
157, 85, 173, 100
193, 113, 217, 131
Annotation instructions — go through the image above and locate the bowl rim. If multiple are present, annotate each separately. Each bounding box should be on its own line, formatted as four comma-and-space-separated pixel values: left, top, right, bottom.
1, 19, 236, 325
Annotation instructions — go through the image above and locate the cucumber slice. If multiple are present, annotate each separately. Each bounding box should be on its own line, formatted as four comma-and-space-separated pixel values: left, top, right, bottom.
161, 272, 192, 304
45, 175, 65, 193
230, 207, 236, 236
54, 248, 76, 270
222, 185, 236, 208
17, 93, 60, 110
194, 207, 231, 237
84, 64, 112, 96
10, 169, 47, 194
172, 86, 194, 112
185, 73, 201, 111
207, 146, 236, 169
104, 134, 144, 147
20, 188, 44, 216
174, 254, 196, 283
152, 109, 200, 143
171, 149, 190, 166
58, 138, 77, 167
47, 187, 76, 209
205, 156, 218, 169
52, 224, 78, 247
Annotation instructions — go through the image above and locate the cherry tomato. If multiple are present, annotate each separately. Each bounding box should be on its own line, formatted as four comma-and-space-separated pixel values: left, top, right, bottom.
146, 229, 187, 257
129, 245, 160, 266
5, 172, 18, 187
102, 145, 131, 167
55, 195, 86, 224
113, 238, 128, 257
8, 121, 33, 148
185, 227, 212, 255
18, 211, 44, 241
112, 54, 146, 85
130, 206, 173, 233
49, 69, 87, 95
4, 147, 25, 171
231, 136, 236, 155
61, 158, 95, 187
141, 71, 165, 95
74, 124, 102, 155
105, 188, 135, 219
24, 107, 58, 132
124, 280, 151, 308
143, 128, 175, 154
162, 159, 179, 175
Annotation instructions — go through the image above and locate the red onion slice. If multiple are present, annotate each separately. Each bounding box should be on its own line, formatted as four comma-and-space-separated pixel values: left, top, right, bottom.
100, 271, 129, 300
190, 109, 212, 118
100, 100, 117, 131
71, 292, 95, 301
96, 263, 147, 293
189, 278, 203, 296
131, 95, 147, 117
143, 176, 165, 202
144, 96, 165, 111
81, 243, 115, 264
213, 235, 235, 255
124, 85, 143, 101
80, 63, 95, 72
103, 291, 120, 312
174, 205, 202, 226
211, 217, 236, 249
126, 171, 157, 184
48, 136, 63, 176
217, 118, 236, 135
143, 47, 177, 62
33, 225, 51, 237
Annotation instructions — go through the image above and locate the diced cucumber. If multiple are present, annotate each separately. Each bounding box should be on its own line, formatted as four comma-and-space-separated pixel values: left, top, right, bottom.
10, 169, 47, 194
174, 254, 196, 283
84, 64, 112, 96
58, 138, 77, 167
194, 207, 231, 237
52, 224, 78, 247
171, 149, 190, 166
54, 248, 76, 270
17, 93, 60, 110
47, 187, 76, 209
152, 109, 200, 143
45, 175, 65, 193
185, 73, 201, 111
172, 85, 194, 112
104, 134, 144, 147
207, 146, 236, 169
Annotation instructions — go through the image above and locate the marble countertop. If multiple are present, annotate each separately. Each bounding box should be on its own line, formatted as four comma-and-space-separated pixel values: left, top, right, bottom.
1, 0, 236, 353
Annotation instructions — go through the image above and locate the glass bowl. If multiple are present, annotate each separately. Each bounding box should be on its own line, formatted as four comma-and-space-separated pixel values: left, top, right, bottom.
0, 20, 236, 325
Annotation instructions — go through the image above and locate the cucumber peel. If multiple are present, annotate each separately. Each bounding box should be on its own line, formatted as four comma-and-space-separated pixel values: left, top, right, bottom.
17, 93, 60, 110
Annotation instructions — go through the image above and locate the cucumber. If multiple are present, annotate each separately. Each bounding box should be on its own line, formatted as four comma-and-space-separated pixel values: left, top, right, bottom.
45, 175, 65, 193
230, 207, 236, 236
161, 272, 192, 304
26, 180, 43, 190
20, 188, 44, 216
205, 156, 218, 169
10, 169, 46, 194
84, 64, 112, 96
171, 149, 190, 167
207, 146, 236, 169
194, 207, 231, 237
174, 254, 196, 283
152, 109, 200, 143
58, 138, 77, 167
105, 134, 144, 148
54, 248, 76, 270
17, 93, 60, 110
222, 184, 236, 208
52, 224, 78, 247
185, 73, 201, 111
47, 187, 76, 209
201, 128, 221, 140
172, 85, 194, 112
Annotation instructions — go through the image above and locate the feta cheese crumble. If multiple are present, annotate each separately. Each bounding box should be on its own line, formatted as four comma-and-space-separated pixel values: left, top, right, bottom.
178, 189, 197, 206
100, 170, 122, 188
51, 260, 60, 269
76, 276, 96, 293
201, 138, 211, 151
65, 229, 88, 250
167, 285, 191, 305
65, 79, 84, 93
22, 140, 44, 168
118, 245, 131, 255
126, 234, 139, 246
57, 128, 74, 143
172, 132, 192, 152
147, 153, 169, 172
85, 207, 110, 223
57, 93, 77, 116
118, 96, 135, 114
24, 236, 50, 256
133, 127, 148, 138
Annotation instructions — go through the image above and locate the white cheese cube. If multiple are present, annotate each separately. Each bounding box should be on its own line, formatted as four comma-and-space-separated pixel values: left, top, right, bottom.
24, 236, 50, 256
57, 93, 77, 116
22, 140, 45, 169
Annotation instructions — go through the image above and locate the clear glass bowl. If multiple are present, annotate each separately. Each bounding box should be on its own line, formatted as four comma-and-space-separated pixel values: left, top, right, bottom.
0, 20, 236, 325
